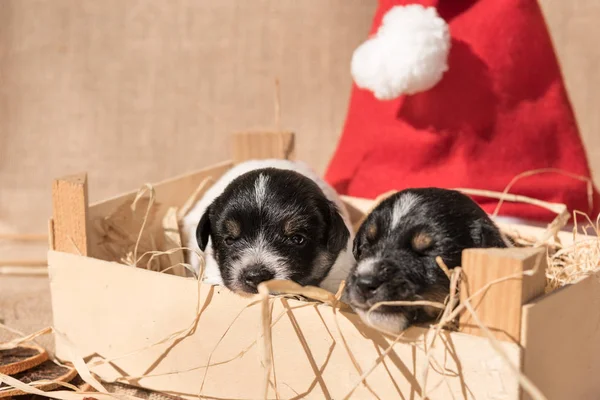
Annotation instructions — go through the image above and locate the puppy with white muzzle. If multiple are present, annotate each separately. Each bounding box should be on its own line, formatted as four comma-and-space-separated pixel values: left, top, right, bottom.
346, 188, 511, 333
182, 159, 354, 295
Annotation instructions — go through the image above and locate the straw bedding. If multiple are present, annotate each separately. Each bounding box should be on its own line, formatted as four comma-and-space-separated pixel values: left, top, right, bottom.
1, 170, 599, 400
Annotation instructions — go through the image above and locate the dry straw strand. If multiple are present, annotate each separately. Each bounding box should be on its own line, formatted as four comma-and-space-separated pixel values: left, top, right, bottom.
85, 251, 209, 370
0, 325, 52, 351
268, 300, 281, 400
5, 166, 597, 400
341, 332, 406, 400
118, 304, 300, 382
198, 298, 263, 396
331, 305, 383, 399
0, 372, 141, 400
488, 168, 594, 218
177, 177, 215, 220
258, 283, 274, 400
130, 184, 156, 268
0, 326, 135, 400
68, 236, 83, 256
435, 256, 452, 279
461, 299, 548, 400
454, 188, 569, 246
256, 280, 382, 398
274, 78, 281, 132
421, 266, 461, 397
545, 210, 600, 291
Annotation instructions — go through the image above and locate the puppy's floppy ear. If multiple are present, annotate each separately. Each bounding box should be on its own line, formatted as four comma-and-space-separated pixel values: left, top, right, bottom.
470, 219, 508, 248
196, 206, 213, 251
352, 233, 363, 260
325, 201, 350, 254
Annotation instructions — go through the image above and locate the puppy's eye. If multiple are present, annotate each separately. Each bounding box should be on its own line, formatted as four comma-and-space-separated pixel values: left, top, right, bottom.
288, 234, 306, 246
411, 232, 433, 253
365, 223, 378, 244
380, 264, 394, 275
224, 237, 236, 246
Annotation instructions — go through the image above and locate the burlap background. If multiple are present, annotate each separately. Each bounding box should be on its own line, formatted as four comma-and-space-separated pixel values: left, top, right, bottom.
1, 0, 599, 259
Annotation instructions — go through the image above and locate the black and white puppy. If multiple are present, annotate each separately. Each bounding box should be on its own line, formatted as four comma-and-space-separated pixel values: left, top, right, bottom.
346, 188, 511, 333
182, 159, 354, 295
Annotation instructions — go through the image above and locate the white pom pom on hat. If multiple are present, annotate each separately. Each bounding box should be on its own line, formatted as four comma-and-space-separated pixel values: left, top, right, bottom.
351, 4, 451, 101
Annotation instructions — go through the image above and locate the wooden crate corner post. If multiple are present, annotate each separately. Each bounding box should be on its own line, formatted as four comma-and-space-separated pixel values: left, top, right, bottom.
231, 131, 296, 163
51, 173, 90, 256
459, 247, 547, 343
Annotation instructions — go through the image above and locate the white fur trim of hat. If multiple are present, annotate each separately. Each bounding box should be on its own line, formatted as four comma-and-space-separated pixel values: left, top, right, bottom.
351, 4, 451, 101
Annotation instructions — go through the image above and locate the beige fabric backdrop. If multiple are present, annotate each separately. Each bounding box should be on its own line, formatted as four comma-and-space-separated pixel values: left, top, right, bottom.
0, 0, 599, 261
0, 0, 376, 261
540, 0, 600, 179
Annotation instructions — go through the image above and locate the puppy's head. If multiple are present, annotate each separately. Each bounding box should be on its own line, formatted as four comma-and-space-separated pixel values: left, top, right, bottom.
196, 168, 350, 295
346, 188, 508, 333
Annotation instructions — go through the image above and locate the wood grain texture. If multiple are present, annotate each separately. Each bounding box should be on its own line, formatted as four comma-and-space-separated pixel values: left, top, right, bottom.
48, 219, 55, 251
51, 173, 89, 256
459, 247, 547, 343
521, 272, 600, 400
232, 131, 295, 163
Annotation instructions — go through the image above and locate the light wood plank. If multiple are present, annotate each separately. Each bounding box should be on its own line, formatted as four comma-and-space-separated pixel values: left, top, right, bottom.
232, 131, 296, 163
48, 249, 522, 399
521, 272, 600, 400
51, 173, 89, 256
459, 247, 547, 343
161, 206, 186, 277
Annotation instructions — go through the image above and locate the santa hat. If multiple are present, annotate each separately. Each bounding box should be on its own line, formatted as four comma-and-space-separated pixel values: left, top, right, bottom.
325, 0, 600, 223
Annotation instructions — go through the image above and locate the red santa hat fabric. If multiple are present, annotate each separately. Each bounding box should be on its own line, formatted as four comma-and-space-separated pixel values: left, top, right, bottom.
325, 0, 600, 223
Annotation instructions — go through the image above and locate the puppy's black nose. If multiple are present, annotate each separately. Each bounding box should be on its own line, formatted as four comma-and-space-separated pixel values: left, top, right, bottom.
356, 276, 381, 297
241, 266, 274, 290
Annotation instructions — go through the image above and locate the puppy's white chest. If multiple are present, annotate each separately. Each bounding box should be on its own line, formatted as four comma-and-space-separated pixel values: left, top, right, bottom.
199, 243, 224, 285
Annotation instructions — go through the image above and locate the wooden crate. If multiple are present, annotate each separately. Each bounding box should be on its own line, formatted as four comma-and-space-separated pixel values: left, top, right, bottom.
46, 132, 600, 400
